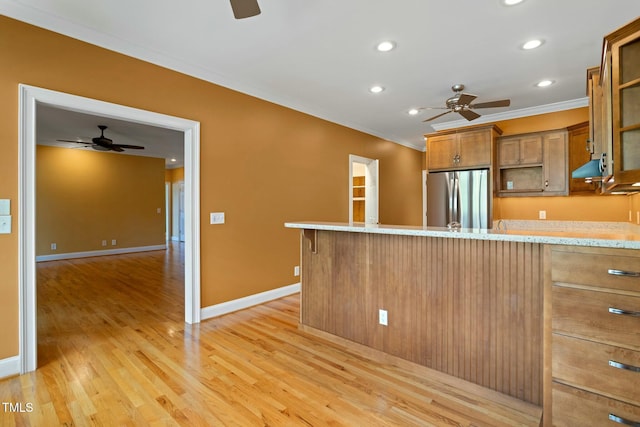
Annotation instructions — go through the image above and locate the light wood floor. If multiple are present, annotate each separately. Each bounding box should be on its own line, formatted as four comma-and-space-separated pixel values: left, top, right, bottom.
0, 243, 542, 426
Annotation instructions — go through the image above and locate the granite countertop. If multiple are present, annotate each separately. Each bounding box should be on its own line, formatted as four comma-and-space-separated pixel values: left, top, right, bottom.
284, 221, 640, 250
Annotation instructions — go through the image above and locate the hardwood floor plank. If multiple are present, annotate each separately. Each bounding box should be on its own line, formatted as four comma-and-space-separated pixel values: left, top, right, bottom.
0, 243, 540, 426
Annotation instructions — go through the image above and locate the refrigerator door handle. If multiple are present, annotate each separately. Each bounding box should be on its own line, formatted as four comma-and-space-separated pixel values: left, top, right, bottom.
448, 173, 461, 229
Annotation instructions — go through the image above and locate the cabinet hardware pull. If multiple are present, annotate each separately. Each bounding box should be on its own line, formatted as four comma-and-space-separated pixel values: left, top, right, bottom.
609, 413, 640, 426
608, 269, 640, 277
609, 360, 640, 373
609, 307, 640, 317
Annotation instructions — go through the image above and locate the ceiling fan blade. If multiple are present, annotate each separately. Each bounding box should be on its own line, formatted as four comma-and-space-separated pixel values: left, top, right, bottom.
470, 99, 511, 109
114, 144, 145, 150
457, 93, 477, 106
56, 139, 91, 145
423, 111, 452, 122
109, 146, 125, 152
230, 0, 261, 19
459, 109, 481, 121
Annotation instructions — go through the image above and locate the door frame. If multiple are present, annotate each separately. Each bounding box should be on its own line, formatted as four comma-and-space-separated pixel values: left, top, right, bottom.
348, 154, 379, 224
18, 84, 201, 374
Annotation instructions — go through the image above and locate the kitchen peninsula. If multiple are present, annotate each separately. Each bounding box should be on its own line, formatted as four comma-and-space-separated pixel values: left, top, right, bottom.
285, 221, 640, 424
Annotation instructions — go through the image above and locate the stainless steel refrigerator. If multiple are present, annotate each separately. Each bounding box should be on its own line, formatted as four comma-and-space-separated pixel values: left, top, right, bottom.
426, 169, 491, 229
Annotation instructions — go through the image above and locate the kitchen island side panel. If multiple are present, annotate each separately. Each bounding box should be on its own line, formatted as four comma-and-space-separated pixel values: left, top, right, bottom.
300, 229, 543, 405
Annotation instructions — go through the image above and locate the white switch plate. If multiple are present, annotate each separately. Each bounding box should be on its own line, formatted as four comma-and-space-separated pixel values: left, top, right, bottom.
378, 309, 388, 326
0, 200, 9, 216
0, 215, 11, 234
294, 266, 300, 276
539, 210, 546, 220
210, 212, 225, 224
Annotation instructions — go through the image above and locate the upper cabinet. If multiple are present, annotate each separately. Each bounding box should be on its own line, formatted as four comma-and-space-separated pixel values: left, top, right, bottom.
600, 17, 640, 190
496, 129, 568, 196
426, 125, 502, 171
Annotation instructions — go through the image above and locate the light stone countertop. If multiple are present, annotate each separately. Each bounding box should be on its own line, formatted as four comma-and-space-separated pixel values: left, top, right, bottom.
284, 221, 640, 250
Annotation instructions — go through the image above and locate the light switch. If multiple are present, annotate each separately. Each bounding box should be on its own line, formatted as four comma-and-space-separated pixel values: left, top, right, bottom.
0, 199, 9, 216
0, 215, 11, 234
210, 212, 225, 224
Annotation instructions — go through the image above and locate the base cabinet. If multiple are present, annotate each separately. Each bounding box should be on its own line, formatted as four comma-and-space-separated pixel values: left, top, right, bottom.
549, 246, 640, 426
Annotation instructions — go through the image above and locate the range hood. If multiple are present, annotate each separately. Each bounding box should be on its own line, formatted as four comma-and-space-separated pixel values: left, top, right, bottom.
571, 159, 602, 180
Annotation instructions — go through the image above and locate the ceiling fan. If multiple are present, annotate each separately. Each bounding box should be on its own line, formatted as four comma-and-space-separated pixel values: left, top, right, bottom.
421, 84, 511, 122
230, 0, 261, 19
57, 125, 145, 152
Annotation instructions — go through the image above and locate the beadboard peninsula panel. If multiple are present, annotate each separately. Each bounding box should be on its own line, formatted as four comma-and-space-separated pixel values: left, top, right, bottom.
300, 230, 543, 405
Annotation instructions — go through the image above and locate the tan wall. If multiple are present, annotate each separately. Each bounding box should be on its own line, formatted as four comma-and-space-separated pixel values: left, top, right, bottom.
36, 145, 166, 255
0, 17, 423, 360
492, 107, 632, 222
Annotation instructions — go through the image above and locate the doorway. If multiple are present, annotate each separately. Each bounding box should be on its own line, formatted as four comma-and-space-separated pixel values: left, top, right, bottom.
18, 85, 201, 374
348, 155, 379, 224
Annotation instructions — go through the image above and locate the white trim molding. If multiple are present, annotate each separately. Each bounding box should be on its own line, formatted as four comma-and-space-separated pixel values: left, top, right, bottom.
201, 283, 301, 320
431, 98, 589, 132
0, 356, 20, 380
18, 84, 201, 374
35, 245, 167, 262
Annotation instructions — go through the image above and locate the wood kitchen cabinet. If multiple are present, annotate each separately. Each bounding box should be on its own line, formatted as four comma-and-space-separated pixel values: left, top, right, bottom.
548, 246, 640, 426
599, 17, 640, 190
568, 122, 597, 193
426, 125, 502, 171
496, 129, 568, 196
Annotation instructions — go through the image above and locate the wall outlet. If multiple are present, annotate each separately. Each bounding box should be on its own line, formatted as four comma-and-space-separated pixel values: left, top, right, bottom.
102, 240, 107, 246
210, 212, 225, 224
294, 265, 300, 277
157, 207, 162, 214
51, 243, 56, 250
379, 309, 388, 326
539, 210, 547, 220
111, 239, 117, 246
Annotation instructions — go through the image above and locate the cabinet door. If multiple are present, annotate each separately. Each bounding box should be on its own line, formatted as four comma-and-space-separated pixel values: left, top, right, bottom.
427, 134, 458, 170
457, 129, 491, 168
543, 131, 568, 194
568, 124, 595, 193
613, 33, 640, 183
520, 136, 543, 165
498, 137, 521, 166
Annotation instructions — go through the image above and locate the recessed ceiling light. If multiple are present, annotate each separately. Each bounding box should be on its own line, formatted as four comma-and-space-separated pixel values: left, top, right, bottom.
376, 41, 396, 52
502, 0, 525, 5
536, 79, 554, 87
408, 108, 420, 115
522, 39, 544, 50
170, 158, 177, 162
369, 85, 385, 94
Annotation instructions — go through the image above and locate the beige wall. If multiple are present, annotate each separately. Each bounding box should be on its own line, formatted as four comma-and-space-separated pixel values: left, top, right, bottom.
492, 108, 633, 222
36, 145, 166, 255
0, 17, 423, 360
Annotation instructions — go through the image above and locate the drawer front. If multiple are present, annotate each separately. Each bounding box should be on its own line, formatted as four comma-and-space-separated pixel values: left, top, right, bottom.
553, 334, 640, 406
553, 382, 640, 427
553, 286, 640, 349
552, 249, 640, 292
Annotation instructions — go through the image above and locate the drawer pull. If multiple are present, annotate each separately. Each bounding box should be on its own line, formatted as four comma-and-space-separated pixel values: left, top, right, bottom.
609, 413, 640, 426
609, 360, 640, 373
608, 269, 640, 277
609, 307, 640, 317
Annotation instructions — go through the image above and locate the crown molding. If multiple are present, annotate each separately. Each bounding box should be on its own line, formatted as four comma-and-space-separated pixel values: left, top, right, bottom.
431, 98, 589, 132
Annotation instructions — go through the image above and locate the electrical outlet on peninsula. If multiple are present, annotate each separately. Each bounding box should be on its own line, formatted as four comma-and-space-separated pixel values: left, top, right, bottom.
379, 309, 388, 326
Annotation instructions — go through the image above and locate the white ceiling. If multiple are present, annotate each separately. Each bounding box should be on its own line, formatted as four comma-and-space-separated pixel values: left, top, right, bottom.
4, 0, 640, 156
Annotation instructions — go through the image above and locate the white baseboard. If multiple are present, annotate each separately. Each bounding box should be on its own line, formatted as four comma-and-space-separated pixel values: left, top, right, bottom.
201, 282, 300, 320
35, 244, 167, 262
0, 356, 20, 380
